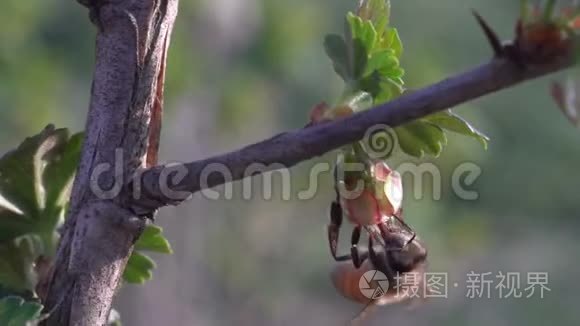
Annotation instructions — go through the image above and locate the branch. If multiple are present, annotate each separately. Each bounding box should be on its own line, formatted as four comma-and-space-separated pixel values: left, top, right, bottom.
133, 53, 573, 213
41, 1, 178, 325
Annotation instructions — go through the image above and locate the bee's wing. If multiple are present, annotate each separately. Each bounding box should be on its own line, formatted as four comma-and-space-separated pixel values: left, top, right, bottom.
391, 214, 416, 239
551, 76, 580, 127
349, 262, 429, 325
364, 224, 386, 248
363, 215, 416, 252
350, 301, 377, 326
383, 214, 417, 250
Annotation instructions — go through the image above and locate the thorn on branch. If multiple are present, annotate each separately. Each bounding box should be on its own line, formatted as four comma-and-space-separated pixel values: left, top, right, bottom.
472, 10, 504, 57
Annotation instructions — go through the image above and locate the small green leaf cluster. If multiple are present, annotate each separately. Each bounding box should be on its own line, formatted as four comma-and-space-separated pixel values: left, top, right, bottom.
324, 0, 488, 158
0, 296, 43, 326
0, 125, 81, 293
123, 224, 173, 284
0, 125, 173, 322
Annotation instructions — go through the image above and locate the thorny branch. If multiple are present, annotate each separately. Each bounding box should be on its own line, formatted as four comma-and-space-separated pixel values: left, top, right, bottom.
131, 15, 576, 214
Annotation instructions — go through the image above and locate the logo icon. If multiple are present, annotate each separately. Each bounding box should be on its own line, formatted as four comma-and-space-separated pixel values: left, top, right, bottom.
362, 124, 397, 159
359, 270, 390, 299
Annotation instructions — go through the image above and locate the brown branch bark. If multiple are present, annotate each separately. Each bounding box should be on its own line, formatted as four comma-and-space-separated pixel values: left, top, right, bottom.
41, 1, 178, 325
132, 54, 573, 214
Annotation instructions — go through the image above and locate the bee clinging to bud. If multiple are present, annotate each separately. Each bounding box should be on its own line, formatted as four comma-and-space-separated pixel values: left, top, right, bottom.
326, 151, 429, 319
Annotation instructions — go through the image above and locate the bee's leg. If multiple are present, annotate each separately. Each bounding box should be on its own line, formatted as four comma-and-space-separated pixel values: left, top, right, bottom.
333, 165, 340, 198
351, 225, 368, 268
328, 200, 350, 261
405, 232, 417, 247
368, 237, 395, 284
391, 214, 417, 247
377, 223, 393, 247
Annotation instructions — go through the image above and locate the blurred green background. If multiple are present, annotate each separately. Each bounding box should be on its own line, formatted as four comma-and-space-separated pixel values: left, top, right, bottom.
1, 0, 580, 325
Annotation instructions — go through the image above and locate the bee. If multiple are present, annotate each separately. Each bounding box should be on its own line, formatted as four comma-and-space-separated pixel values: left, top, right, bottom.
327, 159, 422, 269
330, 226, 428, 300
330, 225, 428, 323
325, 154, 429, 325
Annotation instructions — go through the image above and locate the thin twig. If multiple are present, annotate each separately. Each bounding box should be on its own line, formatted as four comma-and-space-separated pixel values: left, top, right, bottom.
132, 49, 573, 214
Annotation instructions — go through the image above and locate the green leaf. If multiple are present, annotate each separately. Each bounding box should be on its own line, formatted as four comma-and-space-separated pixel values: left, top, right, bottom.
0, 125, 82, 249
0, 235, 43, 293
357, 0, 390, 26
0, 126, 57, 223
374, 78, 404, 103
0, 126, 82, 292
0, 296, 43, 326
425, 110, 489, 149
322, 0, 488, 162
395, 121, 447, 158
357, 0, 391, 43
382, 27, 403, 59
344, 13, 377, 79
346, 13, 377, 55
342, 36, 368, 80
326, 1, 403, 84
125, 224, 172, 285
134, 225, 173, 254
123, 252, 156, 284
324, 34, 350, 81
43, 132, 83, 211
364, 49, 399, 77
0, 285, 34, 300
359, 73, 404, 104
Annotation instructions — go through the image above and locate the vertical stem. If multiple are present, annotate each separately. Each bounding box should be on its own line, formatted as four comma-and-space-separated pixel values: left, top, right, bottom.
41, 1, 179, 325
